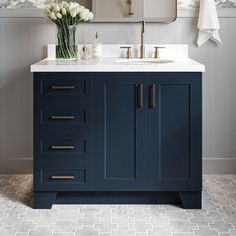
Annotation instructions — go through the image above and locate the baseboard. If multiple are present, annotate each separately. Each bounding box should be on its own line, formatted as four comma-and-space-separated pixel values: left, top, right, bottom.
0, 157, 235, 174
203, 158, 236, 174
0, 158, 32, 174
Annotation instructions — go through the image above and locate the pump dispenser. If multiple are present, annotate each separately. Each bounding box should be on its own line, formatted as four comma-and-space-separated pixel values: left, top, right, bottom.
92, 32, 102, 59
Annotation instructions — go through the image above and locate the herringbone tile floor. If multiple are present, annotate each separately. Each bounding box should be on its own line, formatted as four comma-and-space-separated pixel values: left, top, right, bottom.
0, 175, 235, 236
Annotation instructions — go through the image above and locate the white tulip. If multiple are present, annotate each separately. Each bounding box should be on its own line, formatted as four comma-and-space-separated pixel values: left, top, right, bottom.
53, 5, 60, 12
61, 7, 67, 15
75, 5, 83, 14
88, 12, 94, 20
56, 12, 62, 19
49, 12, 57, 20
75, 6, 80, 14
69, 2, 75, 11
73, 2, 79, 8
44, 2, 94, 23
70, 9, 77, 18
50, 3, 56, 10
61, 1, 68, 7
79, 8, 89, 20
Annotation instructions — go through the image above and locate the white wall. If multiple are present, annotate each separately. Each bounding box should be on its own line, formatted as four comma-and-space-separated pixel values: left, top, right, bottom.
0, 10, 236, 174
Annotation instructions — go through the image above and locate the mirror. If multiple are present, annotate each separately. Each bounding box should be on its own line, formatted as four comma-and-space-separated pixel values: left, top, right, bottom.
91, 0, 177, 22
77, 0, 177, 22
78, 0, 92, 10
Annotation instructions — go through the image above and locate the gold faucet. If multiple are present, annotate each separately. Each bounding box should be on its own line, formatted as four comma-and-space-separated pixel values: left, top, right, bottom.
140, 21, 145, 59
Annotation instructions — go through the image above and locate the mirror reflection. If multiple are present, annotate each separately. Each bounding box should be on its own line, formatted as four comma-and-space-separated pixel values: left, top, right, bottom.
77, 0, 177, 22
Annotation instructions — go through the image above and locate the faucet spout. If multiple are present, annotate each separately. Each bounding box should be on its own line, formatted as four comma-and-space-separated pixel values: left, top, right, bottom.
140, 21, 145, 59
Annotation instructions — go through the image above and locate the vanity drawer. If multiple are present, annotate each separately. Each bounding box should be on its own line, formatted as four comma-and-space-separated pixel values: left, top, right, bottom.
34, 158, 91, 191
42, 140, 85, 153
34, 73, 92, 103
35, 167, 91, 191
41, 109, 86, 125
42, 169, 86, 184
42, 79, 85, 95
36, 139, 90, 160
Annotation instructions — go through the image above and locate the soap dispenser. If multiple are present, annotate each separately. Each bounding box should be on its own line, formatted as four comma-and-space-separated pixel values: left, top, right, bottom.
92, 32, 102, 59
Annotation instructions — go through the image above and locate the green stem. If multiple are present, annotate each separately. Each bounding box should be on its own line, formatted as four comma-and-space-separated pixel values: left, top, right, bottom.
56, 22, 77, 59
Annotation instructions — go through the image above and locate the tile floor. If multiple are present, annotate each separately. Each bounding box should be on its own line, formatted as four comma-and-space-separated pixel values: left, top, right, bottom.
0, 175, 235, 236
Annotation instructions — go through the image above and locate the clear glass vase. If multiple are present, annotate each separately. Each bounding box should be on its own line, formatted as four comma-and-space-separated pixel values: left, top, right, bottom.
56, 25, 77, 60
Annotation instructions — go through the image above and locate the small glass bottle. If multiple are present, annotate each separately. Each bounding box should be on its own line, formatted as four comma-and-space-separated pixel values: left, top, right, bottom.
80, 44, 90, 60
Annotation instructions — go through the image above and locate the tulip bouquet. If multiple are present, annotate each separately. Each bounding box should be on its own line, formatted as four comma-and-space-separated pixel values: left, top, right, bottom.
44, 2, 94, 59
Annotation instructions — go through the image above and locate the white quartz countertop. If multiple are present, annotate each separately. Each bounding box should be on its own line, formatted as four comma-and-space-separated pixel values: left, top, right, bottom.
31, 58, 205, 72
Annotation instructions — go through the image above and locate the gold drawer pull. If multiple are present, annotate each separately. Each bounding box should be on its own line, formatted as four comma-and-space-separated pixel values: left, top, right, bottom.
51, 85, 75, 90
51, 145, 75, 150
50, 175, 75, 180
50, 115, 75, 120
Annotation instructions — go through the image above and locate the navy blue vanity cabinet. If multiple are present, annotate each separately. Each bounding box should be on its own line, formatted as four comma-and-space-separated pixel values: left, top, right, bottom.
147, 73, 202, 208
33, 71, 202, 209
93, 73, 147, 190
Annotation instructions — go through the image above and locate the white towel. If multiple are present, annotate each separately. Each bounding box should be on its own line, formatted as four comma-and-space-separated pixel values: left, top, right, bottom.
197, 0, 222, 47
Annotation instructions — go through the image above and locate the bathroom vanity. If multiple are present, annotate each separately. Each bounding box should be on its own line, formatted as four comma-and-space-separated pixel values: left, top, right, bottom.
31, 45, 205, 209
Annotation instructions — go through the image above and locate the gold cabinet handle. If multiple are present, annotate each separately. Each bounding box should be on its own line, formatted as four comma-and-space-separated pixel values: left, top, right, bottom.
50, 145, 75, 150
150, 84, 156, 108
137, 84, 144, 108
50, 175, 75, 180
51, 85, 75, 90
50, 115, 75, 120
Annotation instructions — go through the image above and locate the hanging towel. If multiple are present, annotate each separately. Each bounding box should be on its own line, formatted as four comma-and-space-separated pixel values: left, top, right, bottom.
197, 0, 222, 47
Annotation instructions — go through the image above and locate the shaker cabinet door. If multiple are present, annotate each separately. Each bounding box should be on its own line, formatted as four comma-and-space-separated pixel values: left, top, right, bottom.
148, 73, 202, 191
93, 73, 147, 190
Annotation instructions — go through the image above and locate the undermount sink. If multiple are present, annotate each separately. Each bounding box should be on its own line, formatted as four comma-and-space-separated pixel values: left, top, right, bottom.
116, 59, 174, 65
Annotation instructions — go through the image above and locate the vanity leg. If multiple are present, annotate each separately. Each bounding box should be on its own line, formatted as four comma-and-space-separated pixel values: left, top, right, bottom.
34, 191, 57, 209
179, 191, 202, 209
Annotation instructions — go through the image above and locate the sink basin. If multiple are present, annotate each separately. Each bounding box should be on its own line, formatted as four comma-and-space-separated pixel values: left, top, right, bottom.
116, 59, 174, 65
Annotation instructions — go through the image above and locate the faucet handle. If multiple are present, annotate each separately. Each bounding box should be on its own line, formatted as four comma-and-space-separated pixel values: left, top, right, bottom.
120, 46, 132, 59
153, 46, 165, 59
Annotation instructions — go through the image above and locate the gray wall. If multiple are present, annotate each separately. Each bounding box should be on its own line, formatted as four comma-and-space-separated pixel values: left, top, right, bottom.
0, 10, 236, 174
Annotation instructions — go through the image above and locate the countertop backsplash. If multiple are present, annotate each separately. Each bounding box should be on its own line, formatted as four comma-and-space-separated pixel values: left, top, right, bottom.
0, 0, 236, 9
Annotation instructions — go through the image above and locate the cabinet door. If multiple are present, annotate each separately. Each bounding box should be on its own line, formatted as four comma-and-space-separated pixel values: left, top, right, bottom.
93, 73, 147, 190
148, 73, 202, 191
